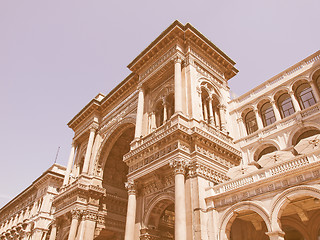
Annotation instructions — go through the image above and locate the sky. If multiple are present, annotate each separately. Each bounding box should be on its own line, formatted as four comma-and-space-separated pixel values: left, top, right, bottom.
0, 0, 319, 208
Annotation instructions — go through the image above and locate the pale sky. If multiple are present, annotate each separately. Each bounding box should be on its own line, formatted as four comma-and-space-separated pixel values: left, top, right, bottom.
0, 0, 319, 207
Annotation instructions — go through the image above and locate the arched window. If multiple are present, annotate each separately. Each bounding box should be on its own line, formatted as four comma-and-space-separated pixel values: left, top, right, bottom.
278, 93, 295, 118
257, 146, 277, 160
296, 83, 316, 109
245, 111, 258, 135
261, 102, 276, 126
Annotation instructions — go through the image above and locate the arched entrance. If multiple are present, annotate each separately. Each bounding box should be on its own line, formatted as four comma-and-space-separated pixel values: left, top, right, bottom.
141, 198, 175, 240
228, 210, 269, 240
95, 124, 135, 240
271, 186, 320, 240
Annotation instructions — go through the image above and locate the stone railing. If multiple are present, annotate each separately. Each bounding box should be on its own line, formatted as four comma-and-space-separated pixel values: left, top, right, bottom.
232, 51, 320, 104
209, 150, 320, 196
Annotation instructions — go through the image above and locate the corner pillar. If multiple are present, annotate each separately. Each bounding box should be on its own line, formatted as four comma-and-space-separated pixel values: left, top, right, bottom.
170, 159, 188, 240
124, 181, 137, 240
82, 124, 98, 174
134, 87, 145, 139
174, 57, 183, 113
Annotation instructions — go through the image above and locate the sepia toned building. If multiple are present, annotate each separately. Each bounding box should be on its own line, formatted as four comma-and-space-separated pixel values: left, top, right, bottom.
1, 20, 320, 240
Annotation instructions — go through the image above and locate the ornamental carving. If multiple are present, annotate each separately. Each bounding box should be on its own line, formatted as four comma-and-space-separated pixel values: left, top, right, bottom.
125, 180, 136, 195
71, 209, 82, 220
169, 159, 189, 175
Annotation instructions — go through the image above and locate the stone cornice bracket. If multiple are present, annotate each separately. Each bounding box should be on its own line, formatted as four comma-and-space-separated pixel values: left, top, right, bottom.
70, 209, 82, 220
125, 180, 136, 195
169, 159, 189, 175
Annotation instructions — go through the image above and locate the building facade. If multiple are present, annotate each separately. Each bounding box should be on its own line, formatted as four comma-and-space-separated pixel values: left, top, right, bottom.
1, 21, 320, 240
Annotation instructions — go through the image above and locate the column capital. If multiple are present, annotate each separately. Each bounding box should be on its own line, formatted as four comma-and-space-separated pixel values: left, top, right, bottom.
169, 159, 189, 175
82, 210, 98, 221
125, 180, 136, 195
89, 123, 99, 132
174, 56, 183, 64
71, 209, 82, 220
288, 90, 295, 96
265, 230, 285, 240
236, 117, 244, 123
217, 104, 226, 110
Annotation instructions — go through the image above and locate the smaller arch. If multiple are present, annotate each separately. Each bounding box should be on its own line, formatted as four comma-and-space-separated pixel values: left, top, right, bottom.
287, 122, 320, 147
143, 192, 175, 229
219, 201, 272, 240
270, 185, 320, 231
252, 140, 280, 162
243, 110, 258, 135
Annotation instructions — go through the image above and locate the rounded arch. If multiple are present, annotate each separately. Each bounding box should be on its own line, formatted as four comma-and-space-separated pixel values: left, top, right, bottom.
309, 66, 320, 81
287, 122, 320, 147
219, 201, 272, 240
270, 185, 320, 231
198, 78, 223, 101
153, 84, 174, 110
143, 192, 175, 228
251, 140, 280, 161
271, 86, 290, 100
94, 117, 136, 175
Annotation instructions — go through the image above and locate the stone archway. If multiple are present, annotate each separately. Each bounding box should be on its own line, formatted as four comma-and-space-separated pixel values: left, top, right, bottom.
270, 185, 320, 240
95, 123, 135, 240
219, 201, 271, 240
141, 194, 175, 240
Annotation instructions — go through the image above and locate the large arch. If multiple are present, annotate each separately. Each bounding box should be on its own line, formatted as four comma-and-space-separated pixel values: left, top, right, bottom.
270, 185, 320, 232
251, 139, 281, 162
219, 201, 272, 240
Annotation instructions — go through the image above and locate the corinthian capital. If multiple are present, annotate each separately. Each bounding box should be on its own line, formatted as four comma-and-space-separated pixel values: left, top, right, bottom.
125, 180, 136, 195
71, 209, 82, 220
169, 159, 189, 175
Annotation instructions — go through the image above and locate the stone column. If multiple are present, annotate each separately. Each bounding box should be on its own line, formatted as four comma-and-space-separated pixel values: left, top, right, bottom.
63, 141, 76, 186
289, 91, 301, 112
253, 106, 264, 129
68, 209, 81, 240
174, 57, 183, 113
309, 80, 320, 102
31, 230, 43, 240
134, 87, 145, 139
49, 221, 57, 240
214, 107, 220, 128
82, 124, 98, 174
218, 105, 227, 131
83, 211, 97, 239
124, 181, 137, 240
77, 216, 86, 240
203, 101, 208, 122
237, 118, 246, 138
150, 112, 156, 131
270, 100, 282, 121
208, 97, 214, 125
170, 159, 188, 240
163, 101, 167, 122
265, 231, 285, 240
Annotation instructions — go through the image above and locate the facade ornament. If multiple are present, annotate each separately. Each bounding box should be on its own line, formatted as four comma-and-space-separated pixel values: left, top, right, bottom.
125, 180, 136, 195
71, 209, 82, 220
169, 159, 189, 175
82, 210, 98, 221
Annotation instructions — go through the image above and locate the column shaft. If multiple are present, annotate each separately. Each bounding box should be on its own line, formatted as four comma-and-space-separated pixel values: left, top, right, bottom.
82, 127, 96, 174
271, 100, 282, 121
63, 142, 76, 185
208, 98, 214, 124
124, 183, 136, 240
175, 173, 187, 240
174, 58, 183, 113
289, 91, 301, 112
68, 216, 79, 240
49, 224, 57, 240
309, 81, 320, 102
134, 87, 144, 139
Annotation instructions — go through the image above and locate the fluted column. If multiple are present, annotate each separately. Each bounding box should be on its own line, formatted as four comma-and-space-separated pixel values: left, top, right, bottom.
124, 181, 137, 240
63, 141, 76, 186
48, 221, 57, 240
208, 97, 214, 125
68, 209, 81, 240
174, 57, 183, 113
253, 106, 264, 129
309, 80, 320, 102
170, 159, 188, 240
135, 87, 145, 139
82, 124, 98, 174
289, 91, 301, 112
270, 100, 282, 121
